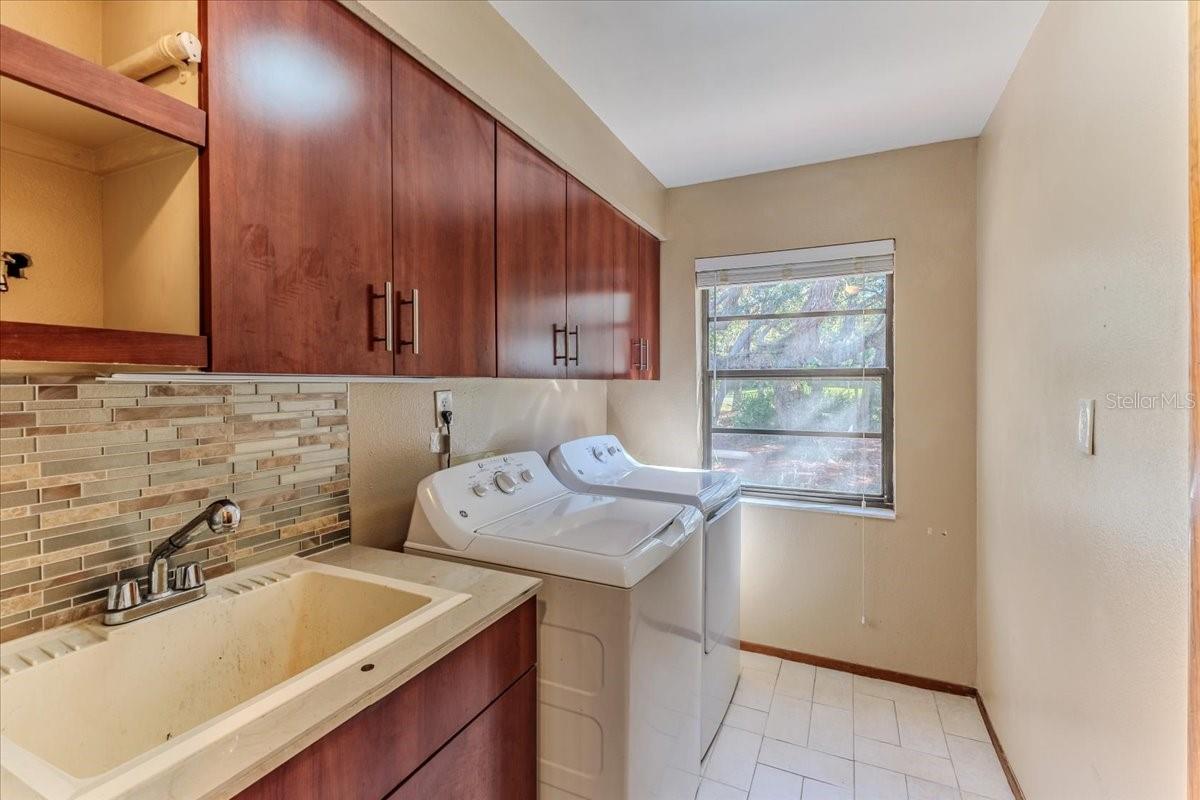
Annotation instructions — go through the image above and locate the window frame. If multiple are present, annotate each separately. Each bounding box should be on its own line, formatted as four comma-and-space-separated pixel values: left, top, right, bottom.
701, 272, 895, 509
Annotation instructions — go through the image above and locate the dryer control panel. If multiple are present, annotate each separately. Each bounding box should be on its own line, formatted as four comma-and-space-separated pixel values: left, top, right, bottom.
550, 434, 637, 482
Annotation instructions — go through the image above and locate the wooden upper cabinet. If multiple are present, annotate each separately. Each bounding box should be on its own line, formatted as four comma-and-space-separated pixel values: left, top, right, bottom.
565, 177, 616, 380
392, 49, 496, 377
613, 214, 641, 379
203, 0, 392, 374
638, 229, 661, 380
496, 126, 568, 379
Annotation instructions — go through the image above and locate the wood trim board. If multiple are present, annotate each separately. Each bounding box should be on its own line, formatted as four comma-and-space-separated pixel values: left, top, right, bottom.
739, 639, 974, 696
0, 322, 209, 368
0, 25, 206, 147
740, 640, 1025, 800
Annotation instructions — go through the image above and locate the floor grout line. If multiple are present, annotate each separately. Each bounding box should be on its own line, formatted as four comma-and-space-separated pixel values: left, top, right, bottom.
729, 655, 1011, 799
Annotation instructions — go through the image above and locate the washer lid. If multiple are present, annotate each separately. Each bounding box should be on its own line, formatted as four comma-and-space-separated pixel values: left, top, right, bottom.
476, 493, 682, 556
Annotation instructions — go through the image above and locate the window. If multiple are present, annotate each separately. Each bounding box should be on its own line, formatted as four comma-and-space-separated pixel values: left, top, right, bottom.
700, 249, 894, 508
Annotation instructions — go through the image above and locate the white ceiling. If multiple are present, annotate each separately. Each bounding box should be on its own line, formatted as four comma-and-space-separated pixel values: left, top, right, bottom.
490, 0, 1046, 187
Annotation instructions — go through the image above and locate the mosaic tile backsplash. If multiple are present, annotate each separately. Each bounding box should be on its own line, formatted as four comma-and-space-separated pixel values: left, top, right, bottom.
0, 378, 351, 643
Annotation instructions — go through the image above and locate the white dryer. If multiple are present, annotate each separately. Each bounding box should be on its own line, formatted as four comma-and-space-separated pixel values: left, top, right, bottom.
549, 435, 741, 757
406, 451, 703, 800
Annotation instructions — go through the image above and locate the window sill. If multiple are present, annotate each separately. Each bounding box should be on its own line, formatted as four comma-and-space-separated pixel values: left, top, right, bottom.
740, 495, 896, 520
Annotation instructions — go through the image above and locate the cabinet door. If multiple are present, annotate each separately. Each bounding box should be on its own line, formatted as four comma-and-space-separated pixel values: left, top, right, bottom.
565, 177, 616, 379
393, 49, 496, 377
386, 669, 537, 800
203, 0, 392, 374
496, 126, 567, 378
638, 229, 661, 380
613, 214, 640, 379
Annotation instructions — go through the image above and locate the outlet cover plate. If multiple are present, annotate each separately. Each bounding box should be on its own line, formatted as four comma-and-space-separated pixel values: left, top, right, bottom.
434, 390, 453, 422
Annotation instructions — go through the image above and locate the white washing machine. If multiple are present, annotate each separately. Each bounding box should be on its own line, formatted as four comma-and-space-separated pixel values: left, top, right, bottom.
406, 451, 703, 800
549, 435, 741, 757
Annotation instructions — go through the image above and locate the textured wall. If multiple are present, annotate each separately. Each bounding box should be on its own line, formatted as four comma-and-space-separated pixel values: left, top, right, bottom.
0, 149, 105, 327
608, 139, 979, 685
0, 378, 350, 643
348, 379, 606, 550
975, 2, 1188, 798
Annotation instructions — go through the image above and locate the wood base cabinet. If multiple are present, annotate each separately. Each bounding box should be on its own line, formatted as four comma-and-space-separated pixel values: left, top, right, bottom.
235, 599, 537, 800
386, 670, 536, 800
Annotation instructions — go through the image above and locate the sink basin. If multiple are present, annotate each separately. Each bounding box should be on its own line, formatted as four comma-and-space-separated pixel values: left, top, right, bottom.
0, 557, 469, 799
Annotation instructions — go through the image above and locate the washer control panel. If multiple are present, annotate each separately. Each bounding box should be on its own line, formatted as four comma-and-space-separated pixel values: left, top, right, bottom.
424, 452, 567, 530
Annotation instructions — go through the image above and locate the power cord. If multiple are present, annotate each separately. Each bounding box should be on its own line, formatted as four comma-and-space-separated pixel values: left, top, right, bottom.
440, 409, 453, 469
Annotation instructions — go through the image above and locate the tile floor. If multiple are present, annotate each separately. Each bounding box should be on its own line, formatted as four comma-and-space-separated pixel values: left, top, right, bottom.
698, 652, 1015, 800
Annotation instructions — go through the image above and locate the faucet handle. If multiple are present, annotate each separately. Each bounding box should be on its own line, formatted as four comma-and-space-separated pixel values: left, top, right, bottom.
149, 557, 171, 597
174, 561, 205, 590
106, 580, 141, 612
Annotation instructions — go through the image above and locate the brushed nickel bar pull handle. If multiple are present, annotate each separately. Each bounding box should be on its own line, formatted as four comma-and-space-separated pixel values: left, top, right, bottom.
411, 288, 419, 355
385, 281, 394, 353
642, 338, 649, 371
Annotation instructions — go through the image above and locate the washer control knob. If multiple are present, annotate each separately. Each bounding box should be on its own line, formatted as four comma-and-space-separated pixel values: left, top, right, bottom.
591, 446, 608, 462
494, 471, 518, 494
472, 484, 487, 497
519, 469, 534, 483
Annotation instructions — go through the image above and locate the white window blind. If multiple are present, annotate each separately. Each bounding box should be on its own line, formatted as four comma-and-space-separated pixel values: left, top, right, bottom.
695, 238, 895, 288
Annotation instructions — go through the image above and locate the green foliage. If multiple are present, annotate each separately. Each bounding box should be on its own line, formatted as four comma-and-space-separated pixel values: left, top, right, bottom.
707, 272, 890, 435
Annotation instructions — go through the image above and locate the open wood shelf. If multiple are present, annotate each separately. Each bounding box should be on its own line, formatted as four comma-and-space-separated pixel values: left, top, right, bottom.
0, 25, 206, 148
0, 321, 209, 368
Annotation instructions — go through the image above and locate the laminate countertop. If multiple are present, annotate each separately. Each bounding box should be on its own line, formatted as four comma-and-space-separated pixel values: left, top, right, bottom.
0, 545, 540, 800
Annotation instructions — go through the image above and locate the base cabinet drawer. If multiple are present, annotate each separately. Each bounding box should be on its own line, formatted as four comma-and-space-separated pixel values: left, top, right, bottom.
386, 668, 537, 800
235, 598, 536, 800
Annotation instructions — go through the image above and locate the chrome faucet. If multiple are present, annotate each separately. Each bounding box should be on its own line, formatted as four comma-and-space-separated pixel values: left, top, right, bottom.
104, 499, 241, 625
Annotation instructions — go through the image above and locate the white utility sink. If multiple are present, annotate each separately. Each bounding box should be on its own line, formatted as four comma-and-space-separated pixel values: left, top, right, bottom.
0, 557, 469, 800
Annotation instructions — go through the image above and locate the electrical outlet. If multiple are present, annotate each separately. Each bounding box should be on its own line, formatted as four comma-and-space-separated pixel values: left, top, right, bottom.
434, 390, 453, 422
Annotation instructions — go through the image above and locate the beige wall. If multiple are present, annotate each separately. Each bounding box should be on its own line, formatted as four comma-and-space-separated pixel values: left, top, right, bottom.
609, 139, 979, 684
0, 149, 104, 326
349, 379, 607, 550
346, 0, 667, 235
975, 2, 1189, 798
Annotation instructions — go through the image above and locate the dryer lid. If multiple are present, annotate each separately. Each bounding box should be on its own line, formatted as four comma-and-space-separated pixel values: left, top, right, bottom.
549, 435, 740, 512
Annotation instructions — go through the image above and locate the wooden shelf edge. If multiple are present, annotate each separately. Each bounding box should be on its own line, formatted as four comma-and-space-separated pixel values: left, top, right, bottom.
0, 25, 206, 148
0, 322, 209, 368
